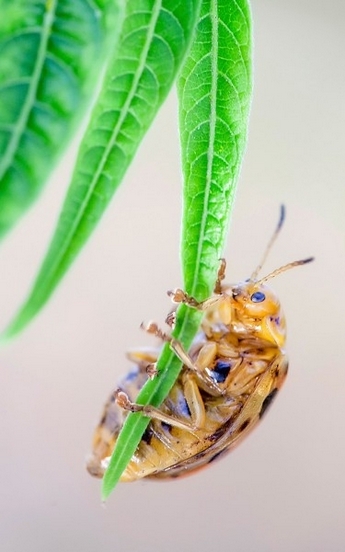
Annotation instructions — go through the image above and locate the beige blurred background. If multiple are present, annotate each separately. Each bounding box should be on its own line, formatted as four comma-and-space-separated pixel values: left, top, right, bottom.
0, 2, 344, 551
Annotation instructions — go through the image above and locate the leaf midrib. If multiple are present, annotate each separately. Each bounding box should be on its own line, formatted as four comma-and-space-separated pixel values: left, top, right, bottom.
190, 0, 218, 297
36, 0, 163, 289
0, 1, 57, 179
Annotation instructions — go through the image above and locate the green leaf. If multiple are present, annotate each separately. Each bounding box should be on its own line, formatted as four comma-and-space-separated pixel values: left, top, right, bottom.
179, 0, 253, 300
102, 0, 253, 500
0, 0, 122, 239
2, 0, 202, 341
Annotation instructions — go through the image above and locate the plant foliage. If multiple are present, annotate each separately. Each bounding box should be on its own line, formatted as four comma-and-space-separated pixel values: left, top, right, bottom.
102, 0, 253, 499
0, 0, 122, 239
0, 0, 253, 501
2, 0, 202, 340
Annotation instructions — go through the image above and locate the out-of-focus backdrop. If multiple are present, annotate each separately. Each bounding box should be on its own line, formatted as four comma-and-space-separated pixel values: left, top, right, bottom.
1, 2, 344, 551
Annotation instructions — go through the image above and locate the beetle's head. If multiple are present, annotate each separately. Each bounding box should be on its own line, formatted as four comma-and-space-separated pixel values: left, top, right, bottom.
227, 206, 313, 347
231, 281, 286, 347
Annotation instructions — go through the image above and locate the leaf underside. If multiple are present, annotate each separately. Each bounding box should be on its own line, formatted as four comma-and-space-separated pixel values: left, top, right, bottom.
102, 0, 253, 499
2, 0, 202, 340
0, 0, 121, 239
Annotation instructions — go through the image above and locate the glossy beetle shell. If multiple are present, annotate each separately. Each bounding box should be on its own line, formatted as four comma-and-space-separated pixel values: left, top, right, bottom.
86, 278, 288, 481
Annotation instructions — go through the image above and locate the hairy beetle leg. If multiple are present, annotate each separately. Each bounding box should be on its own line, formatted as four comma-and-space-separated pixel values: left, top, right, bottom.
145, 363, 159, 379
167, 289, 220, 311
214, 258, 227, 294
165, 310, 176, 328
141, 322, 223, 395
168, 259, 227, 309
126, 348, 159, 379
113, 389, 200, 433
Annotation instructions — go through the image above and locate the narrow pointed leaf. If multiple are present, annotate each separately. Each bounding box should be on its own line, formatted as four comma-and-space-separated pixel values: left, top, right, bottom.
102, 0, 253, 499
0, 0, 122, 239
2, 0, 202, 340
180, 0, 253, 300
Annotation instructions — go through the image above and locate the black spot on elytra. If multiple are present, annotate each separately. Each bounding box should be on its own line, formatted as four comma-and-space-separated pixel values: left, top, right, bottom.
238, 419, 250, 432
208, 448, 228, 464
259, 388, 279, 419
141, 426, 154, 445
210, 417, 234, 442
209, 359, 232, 383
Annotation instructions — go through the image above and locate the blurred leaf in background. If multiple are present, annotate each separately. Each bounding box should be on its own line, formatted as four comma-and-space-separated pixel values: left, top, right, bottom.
0, 0, 122, 239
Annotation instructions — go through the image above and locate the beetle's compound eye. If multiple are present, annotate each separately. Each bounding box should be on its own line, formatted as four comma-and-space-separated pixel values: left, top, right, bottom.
250, 291, 266, 303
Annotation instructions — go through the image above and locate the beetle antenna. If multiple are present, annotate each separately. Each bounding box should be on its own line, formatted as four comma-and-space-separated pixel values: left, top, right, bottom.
257, 257, 314, 285
251, 205, 286, 281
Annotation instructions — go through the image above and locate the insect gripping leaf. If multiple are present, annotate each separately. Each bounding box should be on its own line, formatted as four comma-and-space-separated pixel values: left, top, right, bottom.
101, 0, 253, 499
98, 261, 291, 490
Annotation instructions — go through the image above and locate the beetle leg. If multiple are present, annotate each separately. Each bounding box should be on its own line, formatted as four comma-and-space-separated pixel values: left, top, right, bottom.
167, 259, 227, 310
229, 353, 288, 436
141, 321, 200, 371
181, 372, 206, 429
165, 310, 176, 328
214, 258, 227, 294
114, 372, 207, 433
126, 348, 159, 378
169, 339, 224, 395
140, 321, 170, 342
141, 322, 223, 394
114, 390, 198, 433
167, 288, 220, 311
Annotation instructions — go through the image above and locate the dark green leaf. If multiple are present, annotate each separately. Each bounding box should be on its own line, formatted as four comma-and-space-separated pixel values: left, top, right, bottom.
0, 0, 121, 239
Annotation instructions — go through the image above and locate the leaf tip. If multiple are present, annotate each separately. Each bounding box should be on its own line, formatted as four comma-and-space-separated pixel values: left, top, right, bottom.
0, 329, 15, 347
101, 477, 116, 502
0, 324, 23, 345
